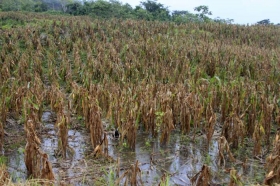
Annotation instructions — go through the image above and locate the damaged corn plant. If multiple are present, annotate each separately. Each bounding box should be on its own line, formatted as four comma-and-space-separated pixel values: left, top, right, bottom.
0, 11, 280, 185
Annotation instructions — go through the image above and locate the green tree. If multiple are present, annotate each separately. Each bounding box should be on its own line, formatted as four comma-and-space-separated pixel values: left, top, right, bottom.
34, 1, 48, 12
21, 0, 36, 11
172, 10, 200, 24
140, 0, 170, 21
119, 3, 134, 19
85, 0, 135, 19
58, 0, 73, 12
134, 5, 153, 20
1, 0, 48, 12
108, 0, 134, 19
257, 19, 270, 25
214, 17, 234, 24
41, 0, 62, 11
1, 0, 22, 11
65, 0, 134, 18
194, 5, 212, 22
88, 0, 114, 18
66, 2, 84, 15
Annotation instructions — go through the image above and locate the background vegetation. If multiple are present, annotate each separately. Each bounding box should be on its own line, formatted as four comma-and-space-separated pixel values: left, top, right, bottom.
0, 0, 252, 24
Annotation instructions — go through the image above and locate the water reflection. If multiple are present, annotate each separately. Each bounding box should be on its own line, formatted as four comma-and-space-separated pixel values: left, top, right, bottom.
6, 112, 265, 185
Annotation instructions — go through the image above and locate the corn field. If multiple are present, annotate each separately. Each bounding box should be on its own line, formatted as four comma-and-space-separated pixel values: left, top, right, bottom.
0, 12, 280, 185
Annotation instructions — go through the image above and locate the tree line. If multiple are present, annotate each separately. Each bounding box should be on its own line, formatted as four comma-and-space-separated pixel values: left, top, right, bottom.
0, 0, 235, 24
0, 0, 278, 25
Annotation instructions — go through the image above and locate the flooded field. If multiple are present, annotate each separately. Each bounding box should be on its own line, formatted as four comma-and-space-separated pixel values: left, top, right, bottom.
4, 111, 266, 185
1, 12, 280, 186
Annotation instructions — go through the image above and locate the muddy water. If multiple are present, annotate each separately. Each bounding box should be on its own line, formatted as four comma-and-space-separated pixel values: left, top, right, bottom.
6, 111, 265, 185
40, 112, 91, 184
110, 132, 222, 185
7, 148, 26, 182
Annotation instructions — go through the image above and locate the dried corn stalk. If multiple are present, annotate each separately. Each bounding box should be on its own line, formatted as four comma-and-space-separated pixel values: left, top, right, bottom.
103, 133, 109, 157
222, 113, 245, 149
160, 105, 175, 144
191, 164, 211, 186
93, 133, 109, 158
253, 120, 265, 156
25, 120, 41, 177
0, 164, 9, 185
264, 129, 280, 185
24, 120, 55, 182
89, 99, 104, 149
262, 98, 274, 147
229, 168, 242, 186
121, 112, 136, 149
0, 121, 4, 152
218, 136, 235, 167
129, 113, 137, 149
57, 112, 69, 158
180, 98, 191, 134
206, 104, 216, 148
41, 153, 55, 181
115, 160, 143, 186
158, 173, 169, 186
276, 115, 280, 127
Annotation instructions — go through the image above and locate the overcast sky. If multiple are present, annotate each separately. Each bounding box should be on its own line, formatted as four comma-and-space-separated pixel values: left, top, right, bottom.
120, 0, 279, 24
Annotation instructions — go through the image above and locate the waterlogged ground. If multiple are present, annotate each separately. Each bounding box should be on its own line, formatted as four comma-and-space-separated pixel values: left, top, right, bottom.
4, 111, 266, 185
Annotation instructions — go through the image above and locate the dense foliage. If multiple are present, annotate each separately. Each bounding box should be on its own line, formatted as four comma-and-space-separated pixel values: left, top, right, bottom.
0, 0, 232, 24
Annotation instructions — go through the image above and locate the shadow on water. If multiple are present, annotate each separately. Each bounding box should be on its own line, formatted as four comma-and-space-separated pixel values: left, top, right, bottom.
6, 112, 266, 185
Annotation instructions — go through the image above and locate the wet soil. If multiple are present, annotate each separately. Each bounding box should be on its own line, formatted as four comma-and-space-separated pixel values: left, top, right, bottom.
3, 111, 267, 185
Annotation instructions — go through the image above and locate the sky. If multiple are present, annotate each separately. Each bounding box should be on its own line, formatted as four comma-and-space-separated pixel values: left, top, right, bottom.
120, 0, 280, 24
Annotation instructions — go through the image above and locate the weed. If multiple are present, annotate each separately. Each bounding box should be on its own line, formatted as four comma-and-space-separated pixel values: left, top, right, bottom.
0, 156, 7, 165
